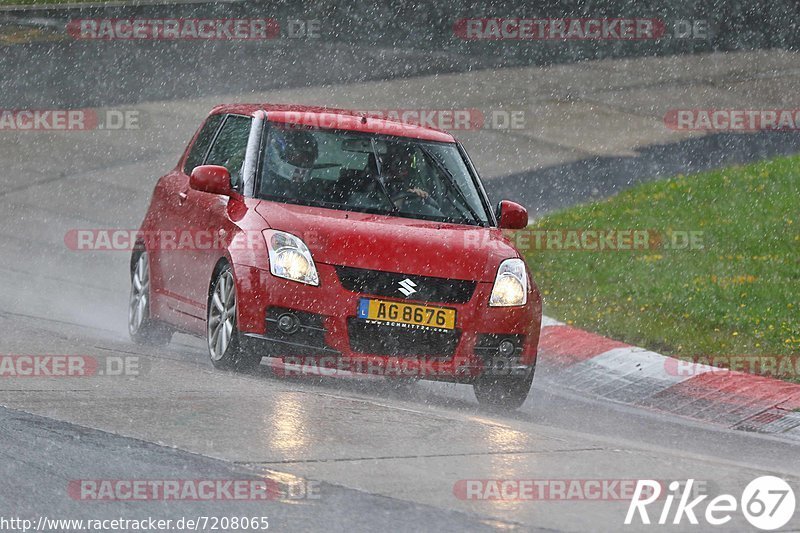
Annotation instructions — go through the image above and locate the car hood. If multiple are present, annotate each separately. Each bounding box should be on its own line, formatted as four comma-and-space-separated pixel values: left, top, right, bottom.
254, 201, 518, 282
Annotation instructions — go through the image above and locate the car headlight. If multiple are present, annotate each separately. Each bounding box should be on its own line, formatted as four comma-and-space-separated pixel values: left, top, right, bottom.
265, 230, 319, 286
489, 258, 528, 307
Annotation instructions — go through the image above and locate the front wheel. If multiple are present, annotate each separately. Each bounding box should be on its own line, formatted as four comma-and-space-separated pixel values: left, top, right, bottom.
207, 265, 260, 372
473, 368, 534, 410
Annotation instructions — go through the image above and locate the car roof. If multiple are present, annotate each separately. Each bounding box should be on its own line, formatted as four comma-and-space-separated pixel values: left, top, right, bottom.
209, 103, 456, 143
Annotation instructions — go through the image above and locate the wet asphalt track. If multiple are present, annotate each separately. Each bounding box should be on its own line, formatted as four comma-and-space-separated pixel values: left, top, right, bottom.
1, 47, 799, 530
1, 310, 798, 531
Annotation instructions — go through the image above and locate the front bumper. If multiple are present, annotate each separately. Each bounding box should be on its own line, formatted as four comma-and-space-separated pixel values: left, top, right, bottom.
233, 263, 541, 381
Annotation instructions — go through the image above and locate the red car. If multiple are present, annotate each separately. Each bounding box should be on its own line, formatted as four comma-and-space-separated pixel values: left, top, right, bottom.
128, 104, 541, 408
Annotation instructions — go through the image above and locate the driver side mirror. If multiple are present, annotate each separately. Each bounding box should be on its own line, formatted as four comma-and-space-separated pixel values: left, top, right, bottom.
190, 165, 233, 196
497, 200, 528, 229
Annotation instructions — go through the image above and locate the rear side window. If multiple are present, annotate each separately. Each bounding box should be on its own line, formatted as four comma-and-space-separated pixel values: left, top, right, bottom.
183, 114, 223, 174
205, 115, 253, 188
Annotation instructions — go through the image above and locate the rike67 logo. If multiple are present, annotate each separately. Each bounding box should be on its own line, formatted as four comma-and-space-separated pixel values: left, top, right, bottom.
625, 477, 795, 530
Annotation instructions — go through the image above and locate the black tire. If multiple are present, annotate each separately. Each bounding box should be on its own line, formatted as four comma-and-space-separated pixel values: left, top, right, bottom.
128, 251, 172, 346
206, 264, 260, 372
473, 368, 535, 410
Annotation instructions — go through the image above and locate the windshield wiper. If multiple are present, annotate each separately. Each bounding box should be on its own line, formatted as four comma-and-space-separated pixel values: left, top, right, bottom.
369, 138, 399, 213
419, 146, 483, 226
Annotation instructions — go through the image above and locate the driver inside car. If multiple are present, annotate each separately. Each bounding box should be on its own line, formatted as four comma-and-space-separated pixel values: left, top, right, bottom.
380, 148, 431, 209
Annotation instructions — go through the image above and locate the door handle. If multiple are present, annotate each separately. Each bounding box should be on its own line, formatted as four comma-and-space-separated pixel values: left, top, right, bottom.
177, 191, 188, 205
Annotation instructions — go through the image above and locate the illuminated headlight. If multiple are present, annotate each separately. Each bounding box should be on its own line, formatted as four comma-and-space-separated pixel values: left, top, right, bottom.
489, 258, 528, 307
265, 230, 319, 286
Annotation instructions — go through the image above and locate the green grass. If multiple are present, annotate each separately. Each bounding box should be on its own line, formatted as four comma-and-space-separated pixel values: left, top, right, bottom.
522, 155, 799, 379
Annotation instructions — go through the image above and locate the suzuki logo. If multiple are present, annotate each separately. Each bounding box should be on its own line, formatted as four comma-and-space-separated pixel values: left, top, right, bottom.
398, 278, 418, 296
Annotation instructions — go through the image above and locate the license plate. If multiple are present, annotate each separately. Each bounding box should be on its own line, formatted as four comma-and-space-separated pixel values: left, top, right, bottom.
357, 298, 456, 330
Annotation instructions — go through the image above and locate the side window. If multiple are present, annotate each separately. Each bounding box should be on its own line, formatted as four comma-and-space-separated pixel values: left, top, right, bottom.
205, 115, 252, 189
183, 114, 223, 175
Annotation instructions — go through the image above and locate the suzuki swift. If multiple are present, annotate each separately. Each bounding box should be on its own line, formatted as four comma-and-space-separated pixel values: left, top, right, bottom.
128, 104, 542, 408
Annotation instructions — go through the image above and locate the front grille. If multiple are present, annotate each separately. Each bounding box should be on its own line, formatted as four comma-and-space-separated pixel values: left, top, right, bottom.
347, 318, 461, 357
335, 266, 476, 304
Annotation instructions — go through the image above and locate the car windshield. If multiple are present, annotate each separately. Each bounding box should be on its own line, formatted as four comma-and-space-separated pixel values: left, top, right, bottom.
256, 124, 491, 226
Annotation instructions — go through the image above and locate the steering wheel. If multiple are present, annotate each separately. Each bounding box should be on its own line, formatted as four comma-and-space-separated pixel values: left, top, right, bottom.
391, 190, 438, 209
